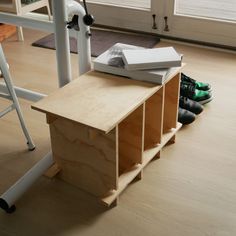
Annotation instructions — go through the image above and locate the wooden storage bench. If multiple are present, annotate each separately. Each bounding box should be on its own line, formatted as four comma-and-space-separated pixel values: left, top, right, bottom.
32, 67, 182, 206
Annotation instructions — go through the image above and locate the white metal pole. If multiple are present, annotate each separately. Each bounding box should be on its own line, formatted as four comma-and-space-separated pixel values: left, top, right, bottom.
66, 0, 91, 75
0, 44, 35, 150
52, 0, 72, 87
0, 82, 46, 102
0, 152, 53, 213
0, 12, 53, 32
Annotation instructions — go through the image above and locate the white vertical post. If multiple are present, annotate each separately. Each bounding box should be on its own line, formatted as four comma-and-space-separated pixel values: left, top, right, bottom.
76, 12, 92, 75
52, 0, 72, 87
66, 0, 91, 75
0, 44, 35, 150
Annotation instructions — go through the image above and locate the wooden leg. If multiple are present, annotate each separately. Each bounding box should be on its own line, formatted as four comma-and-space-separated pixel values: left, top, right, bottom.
153, 151, 161, 160
110, 197, 119, 208
168, 135, 176, 145
44, 163, 61, 178
135, 170, 143, 181
17, 26, 24, 41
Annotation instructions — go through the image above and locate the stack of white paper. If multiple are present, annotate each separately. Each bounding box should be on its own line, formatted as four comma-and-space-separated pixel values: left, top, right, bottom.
122, 47, 182, 71
93, 43, 181, 85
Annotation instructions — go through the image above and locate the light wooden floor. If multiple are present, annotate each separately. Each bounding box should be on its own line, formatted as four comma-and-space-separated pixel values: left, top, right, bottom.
0, 29, 236, 236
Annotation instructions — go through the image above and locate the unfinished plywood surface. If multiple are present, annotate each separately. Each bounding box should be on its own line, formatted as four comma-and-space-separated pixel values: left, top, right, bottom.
32, 70, 181, 133
163, 73, 180, 132
48, 116, 118, 197
144, 87, 164, 149
118, 105, 144, 174
44, 163, 61, 178
143, 123, 182, 161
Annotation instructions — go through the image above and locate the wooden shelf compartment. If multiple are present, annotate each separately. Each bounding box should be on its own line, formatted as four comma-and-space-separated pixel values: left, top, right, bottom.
143, 122, 182, 161
144, 87, 164, 150
118, 104, 144, 175
102, 123, 182, 206
163, 72, 180, 133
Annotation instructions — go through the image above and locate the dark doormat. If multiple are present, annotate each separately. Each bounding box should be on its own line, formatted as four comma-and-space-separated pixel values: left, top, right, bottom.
32, 28, 160, 57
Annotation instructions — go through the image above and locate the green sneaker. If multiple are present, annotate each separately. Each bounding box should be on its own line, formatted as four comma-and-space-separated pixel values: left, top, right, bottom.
181, 73, 211, 91
180, 83, 213, 105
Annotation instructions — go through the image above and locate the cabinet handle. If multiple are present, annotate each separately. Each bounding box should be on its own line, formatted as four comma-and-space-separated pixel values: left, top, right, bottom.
164, 16, 169, 32
152, 14, 157, 30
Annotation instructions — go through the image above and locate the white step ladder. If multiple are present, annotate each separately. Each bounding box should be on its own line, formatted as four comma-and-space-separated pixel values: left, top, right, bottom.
0, 43, 35, 151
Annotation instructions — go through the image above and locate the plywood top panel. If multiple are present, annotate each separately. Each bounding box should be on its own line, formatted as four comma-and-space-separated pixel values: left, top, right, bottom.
32, 69, 181, 133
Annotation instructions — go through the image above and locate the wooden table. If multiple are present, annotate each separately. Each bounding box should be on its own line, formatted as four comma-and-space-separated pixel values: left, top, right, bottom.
32, 68, 182, 206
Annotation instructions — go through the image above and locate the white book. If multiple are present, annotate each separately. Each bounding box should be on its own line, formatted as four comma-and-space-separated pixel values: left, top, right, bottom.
121, 47, 182, 71
93, 43, 170, 85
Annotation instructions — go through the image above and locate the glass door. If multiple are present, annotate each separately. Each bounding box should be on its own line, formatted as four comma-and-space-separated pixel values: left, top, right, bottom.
162, 0, 236, 47
87, 0, 236, 48
87, 0, 162, 34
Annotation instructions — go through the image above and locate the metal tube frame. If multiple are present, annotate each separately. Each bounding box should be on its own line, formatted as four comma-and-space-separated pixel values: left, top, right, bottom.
0, 0, 91, 100
0, 0, 92, 213
0, 44, 36, 150
0, 104, 15, 118
0, 152, 54, 213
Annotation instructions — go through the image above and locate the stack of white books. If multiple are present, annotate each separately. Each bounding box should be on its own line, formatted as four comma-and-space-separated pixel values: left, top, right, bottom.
93, 43, 182, 85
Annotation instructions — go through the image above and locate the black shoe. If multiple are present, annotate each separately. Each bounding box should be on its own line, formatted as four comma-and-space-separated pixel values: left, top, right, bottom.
178, 108, 196, 125
180, 82, 213, 105
181, 73, 211, 91
179, 96, 203, 115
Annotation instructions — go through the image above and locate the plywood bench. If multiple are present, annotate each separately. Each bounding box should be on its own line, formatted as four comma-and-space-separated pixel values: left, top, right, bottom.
32, 68, 182, 206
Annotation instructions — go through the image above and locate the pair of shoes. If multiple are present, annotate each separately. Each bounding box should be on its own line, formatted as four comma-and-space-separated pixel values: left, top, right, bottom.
178, 96, 203, 125
181, 73, 211, 91
180, 83, 213, 105
178, 73, 212, 125
180, 73, 213, 105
